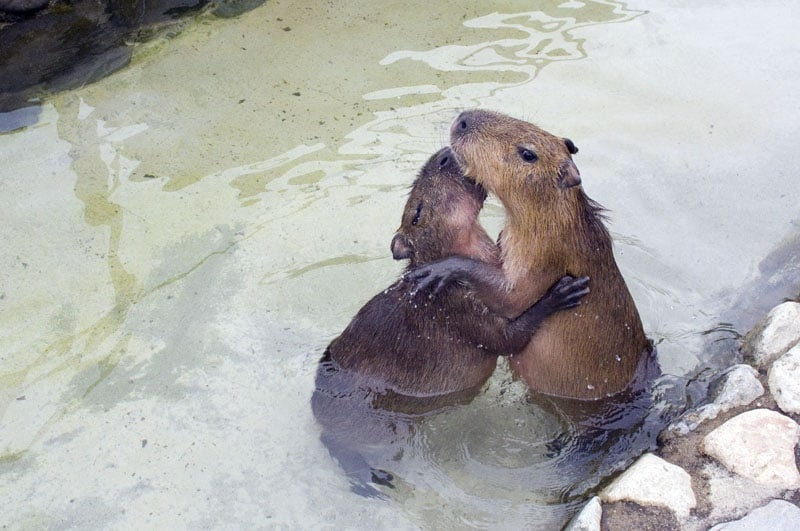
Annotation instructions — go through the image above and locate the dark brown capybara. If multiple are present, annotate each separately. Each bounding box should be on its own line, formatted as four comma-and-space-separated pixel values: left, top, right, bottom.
311, 147, 589, 495
408, 110, 653, 401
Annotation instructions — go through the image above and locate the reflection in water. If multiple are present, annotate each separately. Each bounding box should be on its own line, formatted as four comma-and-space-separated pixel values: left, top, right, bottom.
0, 103, 139, 466
382, 4, 643, 82
223, 1, 645, 213
63, 96, 143, 400
1, 98, 147, 452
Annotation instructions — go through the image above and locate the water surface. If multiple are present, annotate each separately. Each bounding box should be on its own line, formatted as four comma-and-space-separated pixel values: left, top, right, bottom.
1, 0, 798, 528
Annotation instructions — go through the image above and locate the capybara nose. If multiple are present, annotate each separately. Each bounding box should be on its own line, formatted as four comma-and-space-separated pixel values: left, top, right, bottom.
451, 111, 475, 138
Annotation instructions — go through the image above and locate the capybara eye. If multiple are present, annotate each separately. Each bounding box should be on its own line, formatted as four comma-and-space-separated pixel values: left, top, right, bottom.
518, 148, 538, 163
412, 202, 423, 225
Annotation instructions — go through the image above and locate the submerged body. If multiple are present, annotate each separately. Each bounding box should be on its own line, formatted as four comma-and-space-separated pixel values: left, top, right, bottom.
411, 110, 652, 400
311, 147, 589, 493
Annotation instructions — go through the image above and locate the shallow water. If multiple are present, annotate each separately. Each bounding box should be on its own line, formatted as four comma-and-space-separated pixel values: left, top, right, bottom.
1, 0, 799, 528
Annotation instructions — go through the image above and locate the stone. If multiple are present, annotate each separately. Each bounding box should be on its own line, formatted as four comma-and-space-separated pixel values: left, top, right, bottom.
600, 501, 680, 530
703, 460, 785, 523
600, 453, 696, 518
769, 344, 800, 414
663, 365, 764, 437
710, 364, 765, 408
565, 496, 601, 531
742, 301, 800, 368
0, 0, 49, 12
702, 409, 800, 489
709, 500, 800, 531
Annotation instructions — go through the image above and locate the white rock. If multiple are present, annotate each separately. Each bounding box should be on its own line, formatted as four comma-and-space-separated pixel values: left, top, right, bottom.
703, 460, 783, 523
743, 301, 800, 368
600, 453, 696, 518
703, 408, 800, 489
664, 365, 763, 436
712, 364, 764, 409
565, 496, 601, 531
709, 499, 800, 531
769, 344, 800, 414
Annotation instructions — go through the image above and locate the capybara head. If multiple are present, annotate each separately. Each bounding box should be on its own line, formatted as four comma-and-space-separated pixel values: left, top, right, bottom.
449, 109, 581, 209
391, 147, 489, 267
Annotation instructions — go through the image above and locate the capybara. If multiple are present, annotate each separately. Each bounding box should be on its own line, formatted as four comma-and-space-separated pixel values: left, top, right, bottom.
311, 147, 589, 495
408, 110, 652, 400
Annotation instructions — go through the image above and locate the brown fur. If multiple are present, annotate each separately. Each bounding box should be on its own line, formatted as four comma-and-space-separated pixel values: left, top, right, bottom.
329, 148, 501, 400
447, 109, 651, 399
311, 147, 589, 493
315, 147, 586, 402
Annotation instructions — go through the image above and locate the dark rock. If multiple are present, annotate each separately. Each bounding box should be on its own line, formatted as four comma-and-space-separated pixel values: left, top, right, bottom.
0, 0, 49, 13
212, 0, 265, 19
0, 0, 266, 111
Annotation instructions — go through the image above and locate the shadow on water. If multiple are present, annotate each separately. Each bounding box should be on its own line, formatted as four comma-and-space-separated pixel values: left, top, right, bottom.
719, 230, 800, 332
679, 230, 800, 404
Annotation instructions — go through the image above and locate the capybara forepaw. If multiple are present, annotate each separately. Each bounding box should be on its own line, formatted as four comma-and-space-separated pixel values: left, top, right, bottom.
405, 259, 462, 297
546, 275, 590, 311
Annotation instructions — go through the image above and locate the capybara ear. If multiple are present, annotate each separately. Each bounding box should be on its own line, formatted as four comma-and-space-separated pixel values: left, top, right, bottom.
558, 159, 582, 188
391, 233, 414, 260
563, 138, 579, 155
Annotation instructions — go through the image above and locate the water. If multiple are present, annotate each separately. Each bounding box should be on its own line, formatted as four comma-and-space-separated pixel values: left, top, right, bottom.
1, 0, 799, 528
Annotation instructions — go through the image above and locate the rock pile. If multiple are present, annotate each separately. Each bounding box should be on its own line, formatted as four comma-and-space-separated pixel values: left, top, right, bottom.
568, 301, 800, 530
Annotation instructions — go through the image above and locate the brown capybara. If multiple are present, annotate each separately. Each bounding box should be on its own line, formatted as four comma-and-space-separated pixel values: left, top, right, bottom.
408, 110, 652, 400
311, 147, 589, 495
